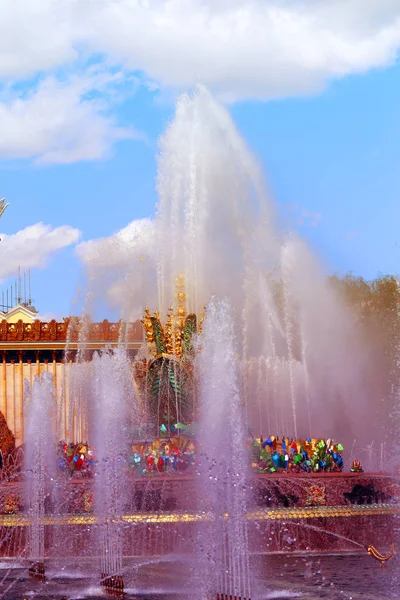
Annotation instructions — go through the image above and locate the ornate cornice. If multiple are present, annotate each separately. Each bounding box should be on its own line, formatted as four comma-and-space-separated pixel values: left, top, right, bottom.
0, 318, 143, 344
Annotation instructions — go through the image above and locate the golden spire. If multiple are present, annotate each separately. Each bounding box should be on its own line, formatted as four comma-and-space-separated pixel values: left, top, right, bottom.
175, 274, 187, 328
165, 307, 174, 355
173, 274, 186, 358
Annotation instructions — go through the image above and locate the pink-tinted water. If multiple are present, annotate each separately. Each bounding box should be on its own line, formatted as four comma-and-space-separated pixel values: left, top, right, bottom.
0, 553, 399, 599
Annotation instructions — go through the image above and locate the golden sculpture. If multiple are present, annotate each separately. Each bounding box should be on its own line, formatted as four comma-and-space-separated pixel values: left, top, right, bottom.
198, 310, 205, 335
367, 543, 395, 567
142, 307, 155, 345
141, 274, 204, 360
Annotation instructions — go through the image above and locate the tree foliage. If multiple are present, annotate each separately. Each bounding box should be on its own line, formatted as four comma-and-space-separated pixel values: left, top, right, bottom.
330, 274, 400, 439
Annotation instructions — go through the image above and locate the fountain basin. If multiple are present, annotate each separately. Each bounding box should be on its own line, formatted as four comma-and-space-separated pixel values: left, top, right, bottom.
1, 472, 397, 513
0, 473, 397, 557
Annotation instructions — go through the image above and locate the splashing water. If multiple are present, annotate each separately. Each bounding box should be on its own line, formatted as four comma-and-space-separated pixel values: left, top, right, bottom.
24, 373, 56, 571
90, 349, 139, 590
197, 298, 251, 600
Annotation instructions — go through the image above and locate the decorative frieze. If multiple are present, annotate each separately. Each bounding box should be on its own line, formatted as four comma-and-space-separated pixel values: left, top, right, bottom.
0, 319, 143, 343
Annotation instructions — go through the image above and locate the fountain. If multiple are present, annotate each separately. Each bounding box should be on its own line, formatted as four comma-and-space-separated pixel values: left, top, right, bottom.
76, 85, 370, 451
197, 298, 251, 600
0, 86, 397, 599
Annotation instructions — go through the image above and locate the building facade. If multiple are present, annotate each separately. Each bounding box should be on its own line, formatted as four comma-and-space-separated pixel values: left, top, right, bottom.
0, 316, 143, 446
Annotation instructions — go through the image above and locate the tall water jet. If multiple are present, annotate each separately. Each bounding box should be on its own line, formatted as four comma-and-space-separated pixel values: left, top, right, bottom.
197, 298, 251, 600
155, 85, 280, 320
91, 348, 137, 595
24, 372, 56, 579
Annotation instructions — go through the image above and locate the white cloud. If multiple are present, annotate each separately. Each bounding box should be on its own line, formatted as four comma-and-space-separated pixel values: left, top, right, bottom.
0, 0, 399, 102
0, 1, 78, 80
76, 218, 155, 268
0, 223, 80, 281
0, 1, 399, 163
76, 218, 156, 318
0, 72, 138, 164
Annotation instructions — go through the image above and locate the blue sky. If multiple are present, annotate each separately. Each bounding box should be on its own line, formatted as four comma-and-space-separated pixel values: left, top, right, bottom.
0, 1, 399, 318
